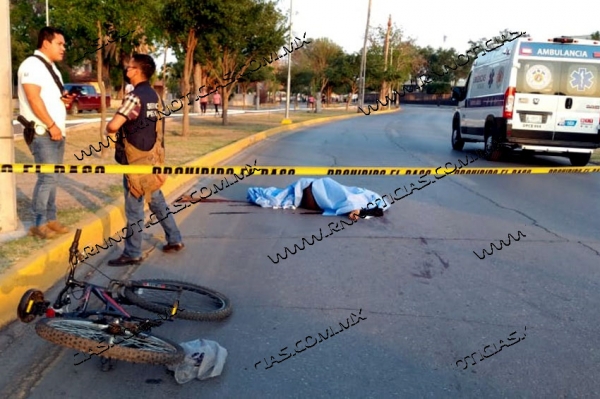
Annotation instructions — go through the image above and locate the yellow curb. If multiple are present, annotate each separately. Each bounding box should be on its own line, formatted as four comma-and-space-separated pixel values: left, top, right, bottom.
0, 108, 399, 328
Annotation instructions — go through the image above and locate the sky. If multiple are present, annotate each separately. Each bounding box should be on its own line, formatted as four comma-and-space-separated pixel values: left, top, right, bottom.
278, 0, 599, 53
157, 0, 600, 69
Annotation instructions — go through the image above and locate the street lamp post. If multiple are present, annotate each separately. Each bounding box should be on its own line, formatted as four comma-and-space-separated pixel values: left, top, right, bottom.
46, 0, 49, 26
358, 0, 372, 111
281, 0, 293, 125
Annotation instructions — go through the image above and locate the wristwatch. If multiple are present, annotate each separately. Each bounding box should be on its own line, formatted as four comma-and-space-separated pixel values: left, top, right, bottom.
34, 124, 47, 135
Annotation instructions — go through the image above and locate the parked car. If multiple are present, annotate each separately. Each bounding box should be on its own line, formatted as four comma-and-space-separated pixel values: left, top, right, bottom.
451, 35, 600, 166
63, 84, 111, 115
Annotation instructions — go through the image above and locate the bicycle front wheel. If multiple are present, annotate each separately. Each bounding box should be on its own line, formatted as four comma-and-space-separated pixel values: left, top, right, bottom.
124, 279, 232, 322
36, 318, 184, 365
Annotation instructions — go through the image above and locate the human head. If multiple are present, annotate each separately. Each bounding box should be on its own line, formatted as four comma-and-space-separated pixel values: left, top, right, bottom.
37, 27, 66, 62
125, 54, 156, 85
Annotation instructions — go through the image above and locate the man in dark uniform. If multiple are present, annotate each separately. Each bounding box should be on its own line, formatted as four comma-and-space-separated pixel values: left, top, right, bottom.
104, 54, 184, 266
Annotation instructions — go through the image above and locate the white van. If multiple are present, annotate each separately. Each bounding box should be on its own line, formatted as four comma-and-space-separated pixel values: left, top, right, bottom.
451, 36, 600, 166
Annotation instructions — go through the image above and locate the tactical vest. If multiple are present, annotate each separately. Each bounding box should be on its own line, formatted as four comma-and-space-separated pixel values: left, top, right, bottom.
115, 81, 163, 165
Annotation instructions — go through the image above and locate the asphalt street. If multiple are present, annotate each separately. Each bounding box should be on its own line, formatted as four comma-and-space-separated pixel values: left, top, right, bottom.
1, 104, 599, 399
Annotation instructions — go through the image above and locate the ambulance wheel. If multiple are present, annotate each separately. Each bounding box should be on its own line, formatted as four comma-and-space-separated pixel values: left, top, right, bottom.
568, 153, 590, 166
451, 126, 464, 151
484, 134, 503, 162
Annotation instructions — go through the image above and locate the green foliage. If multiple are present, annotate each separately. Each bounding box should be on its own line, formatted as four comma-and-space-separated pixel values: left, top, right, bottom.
162, 60, 184, 95
12, 0, 521, 107
49, 0, 164, 87
165, 0, 288, 124
329, 53, 361, 94
10, 0, 46, 85
423, 82, 451, 94
591, 31, 600, 40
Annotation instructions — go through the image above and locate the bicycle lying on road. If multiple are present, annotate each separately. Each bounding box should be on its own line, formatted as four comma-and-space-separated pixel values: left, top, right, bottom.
17, 228, 232, 366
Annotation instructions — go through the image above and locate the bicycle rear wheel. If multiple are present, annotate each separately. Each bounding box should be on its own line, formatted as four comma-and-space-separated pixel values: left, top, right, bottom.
36, 318, 184, 365
124, 279, 232, 322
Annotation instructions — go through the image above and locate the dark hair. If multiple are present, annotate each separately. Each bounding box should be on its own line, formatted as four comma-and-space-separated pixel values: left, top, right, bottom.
131, 54, 156, 80
37, 27, 65, 49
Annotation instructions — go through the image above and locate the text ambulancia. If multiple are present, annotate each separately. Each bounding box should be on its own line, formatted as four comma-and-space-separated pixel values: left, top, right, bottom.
452, 35, 600, 166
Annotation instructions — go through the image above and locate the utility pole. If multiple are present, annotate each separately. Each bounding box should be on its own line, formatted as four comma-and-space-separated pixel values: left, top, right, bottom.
0, 0, 18, 233
281, 0, 293, 125
357, 0, 372, 112
46, 0, 49, 26
381, 14, 391, 109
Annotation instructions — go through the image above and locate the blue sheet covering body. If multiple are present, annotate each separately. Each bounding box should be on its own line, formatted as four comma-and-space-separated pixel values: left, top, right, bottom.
247, 177, 386, 216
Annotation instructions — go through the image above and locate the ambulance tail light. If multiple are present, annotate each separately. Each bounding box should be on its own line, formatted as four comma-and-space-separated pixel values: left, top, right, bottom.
503, 87, 516, 119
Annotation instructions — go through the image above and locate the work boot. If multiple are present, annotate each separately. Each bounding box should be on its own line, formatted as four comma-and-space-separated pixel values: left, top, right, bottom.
28, 224, 57, 239
162, 242, 185, 253
47, 220, 70, 234
108, 254, 142, 267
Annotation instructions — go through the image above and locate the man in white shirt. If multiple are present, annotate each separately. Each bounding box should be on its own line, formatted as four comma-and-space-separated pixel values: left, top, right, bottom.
18, 27, 75, 239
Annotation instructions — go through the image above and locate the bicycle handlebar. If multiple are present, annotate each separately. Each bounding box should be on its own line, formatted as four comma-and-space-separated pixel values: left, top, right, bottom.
69, 229, 81, 257
68, 229, 82, 270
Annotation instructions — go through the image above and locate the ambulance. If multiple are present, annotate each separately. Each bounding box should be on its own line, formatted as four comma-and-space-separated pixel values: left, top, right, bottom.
451, 35, 600, 166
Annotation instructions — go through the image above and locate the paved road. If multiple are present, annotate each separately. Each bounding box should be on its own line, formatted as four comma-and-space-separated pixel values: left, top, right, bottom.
1, 105, 599, 398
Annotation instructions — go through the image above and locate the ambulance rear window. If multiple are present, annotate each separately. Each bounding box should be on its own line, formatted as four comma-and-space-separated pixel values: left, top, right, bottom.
516, 60, 600, 98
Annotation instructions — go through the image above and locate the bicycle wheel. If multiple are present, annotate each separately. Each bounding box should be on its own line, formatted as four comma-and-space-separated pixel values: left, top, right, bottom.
35, 318, 184, 365
124, 279, 232, 322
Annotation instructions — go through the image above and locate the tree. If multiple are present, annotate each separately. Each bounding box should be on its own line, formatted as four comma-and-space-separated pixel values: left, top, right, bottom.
329, 53, 361, 111
591, 31, 600, 40
161, 0, 221, 136
297, 37, 343, 112
366, 24, 423, 107
199, 0, 288, 124
10, 0, 46, 87
52, 0, 163, 154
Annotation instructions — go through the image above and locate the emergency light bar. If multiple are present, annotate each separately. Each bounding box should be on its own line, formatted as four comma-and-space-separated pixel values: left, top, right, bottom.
552, 37, 575, 43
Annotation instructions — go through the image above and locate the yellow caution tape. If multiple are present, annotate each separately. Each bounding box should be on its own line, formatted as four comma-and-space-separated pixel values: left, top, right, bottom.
1, 164, 600, 175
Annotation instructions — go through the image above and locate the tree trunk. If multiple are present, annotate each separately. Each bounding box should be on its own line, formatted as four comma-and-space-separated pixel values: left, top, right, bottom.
241, 83, 247, 110
379, 81, 388, 109
193, 61, 202, 114
221, 86, 229, 125
181, 29, 197, 137
162, 41, 168, 102
346, 92, 351, 111
97, 21, 108, 157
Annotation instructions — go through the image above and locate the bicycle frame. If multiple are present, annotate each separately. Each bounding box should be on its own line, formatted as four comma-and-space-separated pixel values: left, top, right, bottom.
55, 281, 135, 321
21, 228, 181, 326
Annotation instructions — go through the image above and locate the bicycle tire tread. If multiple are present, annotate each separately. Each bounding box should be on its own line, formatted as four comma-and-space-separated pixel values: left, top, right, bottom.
124, 279, 232, 322
35, 318, 184, 365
